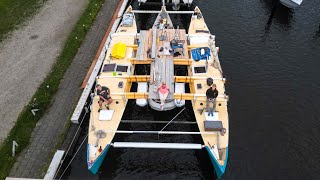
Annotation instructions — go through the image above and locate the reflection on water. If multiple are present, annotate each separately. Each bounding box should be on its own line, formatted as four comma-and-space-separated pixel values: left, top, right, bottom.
315, 24, 320, 38
263, 0, 294, 37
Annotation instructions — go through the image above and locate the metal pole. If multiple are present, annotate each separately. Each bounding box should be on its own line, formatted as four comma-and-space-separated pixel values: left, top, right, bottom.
12, 141, 18, 157
112, 142, 204, 149
105, 130, 219, 135
121, 120, 196, 124
131, 10, 194, 14
160, 107, 185, 131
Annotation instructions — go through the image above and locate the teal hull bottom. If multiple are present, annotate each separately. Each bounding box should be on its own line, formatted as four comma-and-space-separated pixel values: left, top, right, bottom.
205, 146, 228, 179
87, 144, 110, 174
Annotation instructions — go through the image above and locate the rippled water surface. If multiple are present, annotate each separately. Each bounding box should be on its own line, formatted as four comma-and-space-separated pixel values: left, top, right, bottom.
63, 0, 320, 179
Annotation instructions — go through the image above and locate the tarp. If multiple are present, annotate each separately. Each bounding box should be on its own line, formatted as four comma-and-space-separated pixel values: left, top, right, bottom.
191, 47, 210, 61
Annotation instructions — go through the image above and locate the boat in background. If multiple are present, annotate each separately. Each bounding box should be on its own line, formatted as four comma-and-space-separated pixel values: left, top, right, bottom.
280, 0, 303, 8
138, 0, 193, 10
86, 4, 229, 179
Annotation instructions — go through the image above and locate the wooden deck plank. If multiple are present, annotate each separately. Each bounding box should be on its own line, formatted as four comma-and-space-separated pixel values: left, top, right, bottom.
136, 30, 145, 60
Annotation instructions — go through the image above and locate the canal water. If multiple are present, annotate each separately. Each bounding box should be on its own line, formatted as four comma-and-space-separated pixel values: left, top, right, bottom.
61, 0, 320, 179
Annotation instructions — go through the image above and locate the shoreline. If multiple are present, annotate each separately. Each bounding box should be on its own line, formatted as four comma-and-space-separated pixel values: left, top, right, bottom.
0, 0, 113, 178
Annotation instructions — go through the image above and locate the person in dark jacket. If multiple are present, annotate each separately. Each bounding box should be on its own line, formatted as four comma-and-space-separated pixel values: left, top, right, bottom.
206, 84, 218, 116
96, 84, 113, 112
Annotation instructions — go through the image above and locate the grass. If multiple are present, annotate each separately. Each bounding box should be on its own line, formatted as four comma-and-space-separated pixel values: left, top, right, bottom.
0, 0, 104, 179
0, 0, 48, 42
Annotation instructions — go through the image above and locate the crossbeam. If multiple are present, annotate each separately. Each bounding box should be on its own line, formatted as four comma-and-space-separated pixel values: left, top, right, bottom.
174, 59, 193, 65
112, 142, 203, 149
129, 58, 193, 65
121, 120, 197, 124
111, 33, 139, 37
97, 75, 150, 82
188, 45, 205, 49
174, 76, 226, 83
132, 10, 194, 14
109, 92, 228, 101
131, 45, 215, 52
105, 130, 220, 135
97, 75, 226, 83
109, 92, 227, 101
130, 59, 152, 65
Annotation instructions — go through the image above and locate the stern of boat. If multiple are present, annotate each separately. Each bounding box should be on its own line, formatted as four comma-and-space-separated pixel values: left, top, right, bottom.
206, 146, 228, 179
87, 144, 111, 174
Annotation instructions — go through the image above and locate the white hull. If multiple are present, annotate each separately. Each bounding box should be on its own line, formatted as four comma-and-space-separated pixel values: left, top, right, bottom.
280, 0, 303, 8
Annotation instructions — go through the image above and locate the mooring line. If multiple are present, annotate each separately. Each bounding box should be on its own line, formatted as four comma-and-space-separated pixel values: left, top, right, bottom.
58, 134, 88, 180
54, 99, 91, 179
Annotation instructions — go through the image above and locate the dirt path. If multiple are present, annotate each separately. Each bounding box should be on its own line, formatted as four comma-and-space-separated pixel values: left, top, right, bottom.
0, 0, 89, 143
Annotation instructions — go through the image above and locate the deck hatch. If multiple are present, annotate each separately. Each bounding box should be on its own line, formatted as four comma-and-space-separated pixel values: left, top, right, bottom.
194, 66, 206, 73
116, 65, 128, 72
102, 64, 116, 72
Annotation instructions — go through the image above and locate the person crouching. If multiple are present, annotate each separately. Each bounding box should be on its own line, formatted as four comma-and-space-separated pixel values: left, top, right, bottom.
96, 84, 113, 112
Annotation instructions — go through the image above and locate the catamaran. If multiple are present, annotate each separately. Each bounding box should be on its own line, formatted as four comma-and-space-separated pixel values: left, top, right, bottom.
86, 4, 229, 179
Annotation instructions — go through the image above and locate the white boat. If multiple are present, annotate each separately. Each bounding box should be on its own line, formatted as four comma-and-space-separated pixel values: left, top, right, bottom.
138, 0, 193, 10
280, 0, 303, 8
86, 5, 229, 179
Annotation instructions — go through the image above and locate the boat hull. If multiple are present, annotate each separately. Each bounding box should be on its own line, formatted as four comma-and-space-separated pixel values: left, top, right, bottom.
205, 146, 228, 179
148, 99, 176, 111
87, 144, 111, 174
280, 0, 300, 8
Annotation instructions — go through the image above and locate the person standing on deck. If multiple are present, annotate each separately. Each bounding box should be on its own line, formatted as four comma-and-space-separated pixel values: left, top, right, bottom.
158, 82, 170, 110
96, 84, 113, 112
206, 84, 218, 116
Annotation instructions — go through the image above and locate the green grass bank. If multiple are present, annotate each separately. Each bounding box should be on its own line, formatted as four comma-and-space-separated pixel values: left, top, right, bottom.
0, 0, 48, 42
0, 0, 104, 178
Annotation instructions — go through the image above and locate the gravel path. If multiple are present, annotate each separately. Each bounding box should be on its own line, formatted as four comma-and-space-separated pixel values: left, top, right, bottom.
9, 1, 120, 177
0, 0, 89, 143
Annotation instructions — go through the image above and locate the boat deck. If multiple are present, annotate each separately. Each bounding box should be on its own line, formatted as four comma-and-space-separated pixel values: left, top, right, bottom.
136, 29, 189, 60
149, 57, 174, 99
136, 29, 189, 100
85, 5, 229, 175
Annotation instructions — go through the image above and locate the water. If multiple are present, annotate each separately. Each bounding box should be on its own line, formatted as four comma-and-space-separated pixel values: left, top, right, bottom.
61, 0, 320, 179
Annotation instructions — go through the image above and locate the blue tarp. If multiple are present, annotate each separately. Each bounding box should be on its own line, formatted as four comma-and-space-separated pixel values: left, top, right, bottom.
191, 47, 211, 61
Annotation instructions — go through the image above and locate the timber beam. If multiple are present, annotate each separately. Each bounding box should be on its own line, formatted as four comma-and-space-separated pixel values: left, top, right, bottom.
109, 92, 228, 101
98, 75, 226, 83
129, 58, 193, 65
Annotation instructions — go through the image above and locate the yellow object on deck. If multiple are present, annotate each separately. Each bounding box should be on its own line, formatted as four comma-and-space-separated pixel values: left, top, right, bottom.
111, 42, 127, 59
